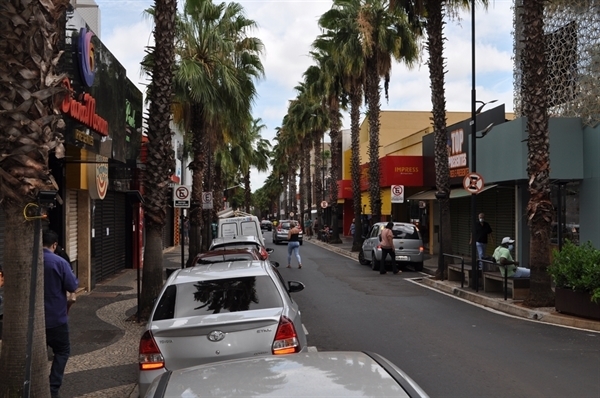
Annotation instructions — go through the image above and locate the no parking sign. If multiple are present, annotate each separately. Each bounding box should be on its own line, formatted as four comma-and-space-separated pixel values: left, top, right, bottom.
391, 185, 404, 203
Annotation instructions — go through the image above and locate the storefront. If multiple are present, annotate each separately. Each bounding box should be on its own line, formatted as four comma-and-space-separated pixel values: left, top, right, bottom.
57, 9, 143, 289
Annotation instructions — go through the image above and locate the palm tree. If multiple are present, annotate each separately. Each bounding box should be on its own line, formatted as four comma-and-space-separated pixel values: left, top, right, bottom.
519, 0, 554, 307
139, 0, 178, 319
0, 0, 70, 394
319, 1, 366, 251
359, 0, 418, 223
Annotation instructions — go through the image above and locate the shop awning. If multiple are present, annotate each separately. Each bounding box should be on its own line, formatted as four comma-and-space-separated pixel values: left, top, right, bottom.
407, 184, 498, 200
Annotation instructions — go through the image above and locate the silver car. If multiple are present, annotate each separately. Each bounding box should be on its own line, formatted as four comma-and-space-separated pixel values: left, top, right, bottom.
272, 220, 303, 245
138, 260, 307, 396
359, 222, 424, 271
143, 351, 430, 398
209, 235, 274, 259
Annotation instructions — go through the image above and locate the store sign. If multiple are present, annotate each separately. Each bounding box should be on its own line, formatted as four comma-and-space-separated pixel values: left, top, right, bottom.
77, 28, 96, 87
61, 78, 109, 136
88, 154, 109, 200
448, 128, 468, 178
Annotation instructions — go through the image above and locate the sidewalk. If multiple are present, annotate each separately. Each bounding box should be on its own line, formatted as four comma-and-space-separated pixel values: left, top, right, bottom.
59, 239, 599, 397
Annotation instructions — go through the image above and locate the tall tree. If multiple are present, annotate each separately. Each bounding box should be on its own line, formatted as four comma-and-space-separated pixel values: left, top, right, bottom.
520, 0, 554, 307
140, 0, 178, 318
0, 0, 70, 395
358, 0, 418, 223
319, 0, 366, 251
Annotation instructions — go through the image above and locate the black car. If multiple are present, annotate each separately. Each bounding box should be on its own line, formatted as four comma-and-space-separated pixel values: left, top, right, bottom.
260, 220, 273, 231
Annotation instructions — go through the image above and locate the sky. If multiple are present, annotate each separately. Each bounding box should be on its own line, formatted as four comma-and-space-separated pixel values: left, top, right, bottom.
94, 0, 515, 191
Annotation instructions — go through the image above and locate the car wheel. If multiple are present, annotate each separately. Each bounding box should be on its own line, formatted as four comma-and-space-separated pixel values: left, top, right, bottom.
371, 253, 380, 271
358, 250, 370, 265
413, 261, 424, 272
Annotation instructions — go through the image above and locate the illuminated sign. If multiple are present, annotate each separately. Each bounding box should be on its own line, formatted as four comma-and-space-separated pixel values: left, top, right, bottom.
74, 129, 94, 146
61, 78, 109, 136
78, 28, 95, 87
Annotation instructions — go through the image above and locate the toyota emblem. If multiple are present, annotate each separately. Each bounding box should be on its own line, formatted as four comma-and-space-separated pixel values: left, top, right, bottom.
207, 330, 226, 342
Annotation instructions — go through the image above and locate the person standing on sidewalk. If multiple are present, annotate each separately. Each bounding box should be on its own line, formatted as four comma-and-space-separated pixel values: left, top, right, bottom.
379, 222, 400, 275
304, 217, 313, 240
43, 230, 79, 398
286, 221, 302, 269
469, 212, 493, 269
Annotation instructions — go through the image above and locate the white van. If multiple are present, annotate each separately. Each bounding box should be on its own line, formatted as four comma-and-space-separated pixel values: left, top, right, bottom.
217, 209, 265, 246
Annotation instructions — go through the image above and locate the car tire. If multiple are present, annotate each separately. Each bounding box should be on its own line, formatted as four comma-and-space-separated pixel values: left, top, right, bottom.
371, 253, 380, 271
358, 250, 370, 265
413, 262, 424, 272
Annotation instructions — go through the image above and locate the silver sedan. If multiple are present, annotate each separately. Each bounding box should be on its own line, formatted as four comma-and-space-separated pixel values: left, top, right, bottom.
359, 222, 424, 271
143, 351, 429, 398
138, 260, 307, 397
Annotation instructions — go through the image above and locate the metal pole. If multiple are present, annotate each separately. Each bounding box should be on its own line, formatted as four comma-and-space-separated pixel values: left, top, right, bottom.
322, 133, 325, 227
23, 212, 41, 398
557, 183, 563, 251
438, 198, 443, 278
181, 212, 185, 269
471, 0, 479, 292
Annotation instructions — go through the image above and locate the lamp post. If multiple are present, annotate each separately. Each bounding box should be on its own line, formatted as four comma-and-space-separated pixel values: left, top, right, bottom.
322, 133, 326, 227
435, 190, 448, 278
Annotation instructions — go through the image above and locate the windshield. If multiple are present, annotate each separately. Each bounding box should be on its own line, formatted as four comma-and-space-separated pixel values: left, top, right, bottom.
196, 254, 256, 265
153, 276, 283, 320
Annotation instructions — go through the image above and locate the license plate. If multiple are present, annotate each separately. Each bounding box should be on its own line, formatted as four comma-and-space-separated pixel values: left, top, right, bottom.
396, 255, 409, 261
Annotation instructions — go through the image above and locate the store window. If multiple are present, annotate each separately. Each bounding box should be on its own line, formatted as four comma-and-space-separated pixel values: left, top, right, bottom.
551, 182, 580, 245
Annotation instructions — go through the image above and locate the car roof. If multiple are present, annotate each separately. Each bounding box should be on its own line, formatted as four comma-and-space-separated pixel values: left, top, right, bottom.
150, 351, 428, 398
168, 259, 271, 284
198, 248, 260, 258
210, 235, 263, 246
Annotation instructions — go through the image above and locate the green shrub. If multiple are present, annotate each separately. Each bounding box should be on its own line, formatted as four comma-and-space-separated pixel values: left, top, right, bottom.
549, 240, 600, 303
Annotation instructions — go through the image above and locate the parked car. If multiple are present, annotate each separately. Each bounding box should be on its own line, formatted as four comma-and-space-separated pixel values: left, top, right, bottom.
138, 259, 307, 397
260, 220, 273, 231
359, 222, 424, 271
143, 351, 430, 398
192, 248, 279, 268
217, 210, 265, 246
209, 235, 273, 259
272, 220, 303, 245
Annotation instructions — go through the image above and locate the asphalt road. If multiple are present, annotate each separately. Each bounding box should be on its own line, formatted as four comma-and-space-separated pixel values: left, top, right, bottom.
266, 235, 600, 398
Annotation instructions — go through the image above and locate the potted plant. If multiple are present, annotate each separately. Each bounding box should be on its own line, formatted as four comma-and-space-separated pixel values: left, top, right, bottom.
548, 240, 600, 320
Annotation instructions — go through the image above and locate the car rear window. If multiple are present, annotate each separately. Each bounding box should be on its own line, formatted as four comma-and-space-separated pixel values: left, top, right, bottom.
391, 225, 420, 239
153, 276, 283, 320
280, 222, 291, 229
196, 253, 256, 264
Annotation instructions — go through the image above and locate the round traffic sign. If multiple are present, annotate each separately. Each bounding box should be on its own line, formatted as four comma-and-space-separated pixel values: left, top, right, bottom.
176, 186, 190, 200
202, 192, 212, 203
320, 200, 328, 209
463, 172, 484, 194
392, 185, 403, 196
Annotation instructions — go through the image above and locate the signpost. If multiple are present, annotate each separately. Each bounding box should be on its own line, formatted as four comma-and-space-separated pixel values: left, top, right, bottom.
202, 191, 213, 210
173, 185, 191, 208
391, 185, 404, 203
463, 172, 484, 194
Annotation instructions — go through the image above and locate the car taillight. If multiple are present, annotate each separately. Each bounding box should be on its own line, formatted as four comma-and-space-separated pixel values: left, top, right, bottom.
277, 225, 282, 231
272, 316, 300, 355
139, 330, 165, 370
419, 246, 424, 253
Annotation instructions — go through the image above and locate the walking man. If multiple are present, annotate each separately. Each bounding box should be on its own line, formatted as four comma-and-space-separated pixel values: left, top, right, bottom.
43, 230, 79, 398
470, 212, 493, 269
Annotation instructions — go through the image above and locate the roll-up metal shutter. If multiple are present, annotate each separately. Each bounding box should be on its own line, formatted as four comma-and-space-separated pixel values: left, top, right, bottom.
450, 196, 471, 256
492, 186, 516, 246
113, 192, 126, 273
66, 190, 78, 264
0, 208, 5, 269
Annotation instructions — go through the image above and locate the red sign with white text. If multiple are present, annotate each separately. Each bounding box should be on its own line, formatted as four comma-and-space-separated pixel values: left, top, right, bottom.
359, 156, 423, 191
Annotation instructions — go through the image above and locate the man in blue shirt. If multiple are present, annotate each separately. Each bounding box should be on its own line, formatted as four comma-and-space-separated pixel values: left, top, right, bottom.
43, 230, 79, 398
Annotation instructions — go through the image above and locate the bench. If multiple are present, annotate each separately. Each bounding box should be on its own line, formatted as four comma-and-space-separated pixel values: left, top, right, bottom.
483, 271, 530, 300
448, 263, 473, 284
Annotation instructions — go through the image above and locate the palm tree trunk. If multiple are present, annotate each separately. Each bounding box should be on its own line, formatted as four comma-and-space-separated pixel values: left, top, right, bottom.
140, 0, 177, 319
426, 1, 452, 280
188, 107, 206, 266
0, 206, 49, 396
314, 132, 323, 228
365, 60, 382, 223
329, 105, 342, 244
521, 0, 554, 307
350, 90, 364, 251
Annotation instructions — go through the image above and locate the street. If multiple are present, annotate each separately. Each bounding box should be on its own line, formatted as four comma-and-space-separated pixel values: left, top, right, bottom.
268, 236, 600, 398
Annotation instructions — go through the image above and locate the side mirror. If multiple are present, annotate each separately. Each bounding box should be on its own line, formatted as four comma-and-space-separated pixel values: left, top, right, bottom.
287, 280, 305, 293
270, 261, 280, 268
266, 248, 274, 254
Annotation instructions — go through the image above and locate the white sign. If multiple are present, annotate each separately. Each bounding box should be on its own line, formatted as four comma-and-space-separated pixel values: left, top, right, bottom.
463, 172, 485, 194
320, 200, 328, 209
391, 185, 404, 203
202, 191, 213, 209
173, 185, 191, 208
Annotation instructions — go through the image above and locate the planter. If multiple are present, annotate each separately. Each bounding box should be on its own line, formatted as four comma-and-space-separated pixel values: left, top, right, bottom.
555, 287, 600, 320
